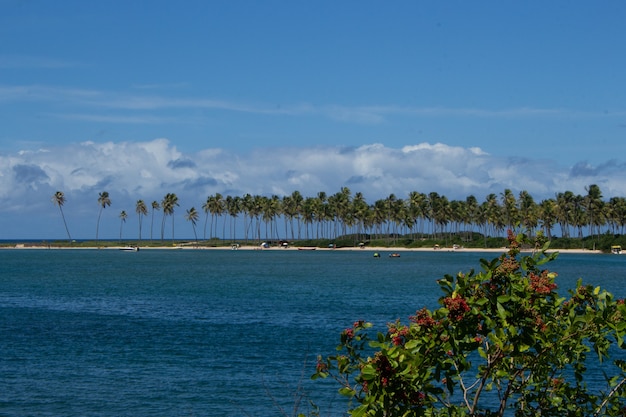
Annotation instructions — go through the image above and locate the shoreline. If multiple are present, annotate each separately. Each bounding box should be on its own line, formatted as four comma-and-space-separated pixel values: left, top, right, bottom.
3, 243, 604, 254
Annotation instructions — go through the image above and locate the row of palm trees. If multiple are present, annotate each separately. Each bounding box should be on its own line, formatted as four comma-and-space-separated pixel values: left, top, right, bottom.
52, 184, 625, 244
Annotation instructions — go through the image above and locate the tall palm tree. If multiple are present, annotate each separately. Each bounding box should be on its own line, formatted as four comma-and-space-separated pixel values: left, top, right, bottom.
465, 195, 479, 240
330, 188, 351, 239
607, 197, 626, 234
185, 207, 199, 243
315, 191, 328, 239
119, 210, 127, 241
431, 194, 451, 241
205, 193, 224, 240
240, 193, 254, 242
584, 184, 604, 241
371, 199, 387, 239
161, 193, 179, 241
538, 198, 557, 240
352, 192, 369, 242
150, 201, 160, 241
518, 191, 538, 235
202, 196, 211, 240
555, 191, 576, 238
96, 191, 111, 242
52, 191, 72, 242
224, 195, 241, 241
135, 200, 148, 241
261, 195, 281, 242
408, 191, 428, 237
483, 193, 504, 238
282, 195, 295, 240
501, 189, 519, 232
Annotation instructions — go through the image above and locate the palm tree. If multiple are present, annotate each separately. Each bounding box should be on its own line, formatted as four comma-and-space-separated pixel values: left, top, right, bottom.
351, 192, 369, 243
239, 193, 254, 242
538, 198, 557, 240
202, 196, 211, 240
483, 193, 504, 238
96, 191, 111, 242
518, 191, 538, 235
249, 195, 264, 242
371, 199, 387, 239
135, 200, 148, 241
224, 195, 241, 242
185, 207, 199, 244
52, 191, 72, 242
161, 193, 179, 241
584, 184, 604, 241
607, 197, 626, 234
315, 191, 328, 239
119, 210, 127, 241
290, 190, 304, 239
205, 193, 225, 240
269, 195, 283, 241
465, 195, 479, 240
150, 201, 160, 241
501, 189, 519, 232
431, 194, 451, 241
555, 191, 576, 238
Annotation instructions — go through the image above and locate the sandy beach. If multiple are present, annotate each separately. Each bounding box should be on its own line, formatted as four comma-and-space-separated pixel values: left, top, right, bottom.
6, 242, 603, 254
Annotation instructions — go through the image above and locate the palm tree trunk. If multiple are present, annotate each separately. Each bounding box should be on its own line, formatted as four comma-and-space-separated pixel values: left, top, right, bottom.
58, 206, 72, 242
96, 208, 103, 242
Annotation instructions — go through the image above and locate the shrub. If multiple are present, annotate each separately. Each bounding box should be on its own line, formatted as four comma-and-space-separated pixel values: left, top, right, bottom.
313, 231, 626, 416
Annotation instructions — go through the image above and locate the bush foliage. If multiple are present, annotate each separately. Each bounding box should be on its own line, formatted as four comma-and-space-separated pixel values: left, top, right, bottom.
313, 232, 626, 416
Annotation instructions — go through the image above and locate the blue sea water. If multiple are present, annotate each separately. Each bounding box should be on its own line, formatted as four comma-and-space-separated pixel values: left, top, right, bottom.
1, 249, 625, 416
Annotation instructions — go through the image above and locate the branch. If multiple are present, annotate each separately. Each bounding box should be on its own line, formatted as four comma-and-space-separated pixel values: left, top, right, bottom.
470, 345, 504, 414
594, 376, 626, 417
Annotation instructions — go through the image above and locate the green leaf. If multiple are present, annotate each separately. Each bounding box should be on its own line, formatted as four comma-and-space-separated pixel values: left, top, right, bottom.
478, 347, 487, 359
338, 387, 356, 397
497, 295, 511, 303
360, 364, 377, 378
497, 302, 508, 320
404, 339, 418, 350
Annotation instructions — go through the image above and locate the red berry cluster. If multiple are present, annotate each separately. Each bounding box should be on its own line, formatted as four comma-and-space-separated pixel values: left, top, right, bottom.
409, 307, 437, 328
316, 359, 328, 373
443, 296, 470, 322
529, 270, 557, 294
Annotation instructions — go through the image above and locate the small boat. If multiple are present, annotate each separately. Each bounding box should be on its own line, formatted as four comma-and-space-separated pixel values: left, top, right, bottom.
611, 245, 622, 255
389, 253, 401, 258
120, 246, 139, 251
297, 247, 317, 251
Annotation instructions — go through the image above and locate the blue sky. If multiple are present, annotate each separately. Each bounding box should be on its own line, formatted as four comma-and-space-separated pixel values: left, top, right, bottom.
1, 1, 625, 239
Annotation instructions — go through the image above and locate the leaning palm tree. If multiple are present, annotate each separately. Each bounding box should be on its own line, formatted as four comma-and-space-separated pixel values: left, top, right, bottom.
52, 191, 72, 242
135, 200, 148, 241
185, 207, 199, 244
96, 191, 111, 243
119, 210, 127, 241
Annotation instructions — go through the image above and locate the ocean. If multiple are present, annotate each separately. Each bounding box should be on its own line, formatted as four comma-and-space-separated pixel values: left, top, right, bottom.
1, 249, 625, 416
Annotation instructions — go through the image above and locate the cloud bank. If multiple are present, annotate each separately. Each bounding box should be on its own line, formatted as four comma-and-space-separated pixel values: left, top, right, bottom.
1, 139, 624, 239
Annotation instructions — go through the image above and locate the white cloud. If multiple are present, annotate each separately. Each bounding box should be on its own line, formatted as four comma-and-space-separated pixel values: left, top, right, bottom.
1, 139, 624, 239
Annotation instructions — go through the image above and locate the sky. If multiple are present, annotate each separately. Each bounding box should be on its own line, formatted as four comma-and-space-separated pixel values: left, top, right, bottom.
1, 0, 625, 240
